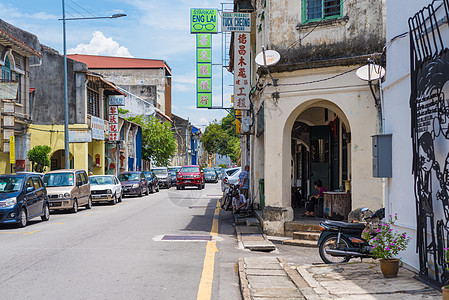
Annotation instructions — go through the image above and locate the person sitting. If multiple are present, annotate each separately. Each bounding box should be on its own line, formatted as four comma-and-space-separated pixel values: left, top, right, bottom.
232, 190, 248, 213
303, 179, 327, 217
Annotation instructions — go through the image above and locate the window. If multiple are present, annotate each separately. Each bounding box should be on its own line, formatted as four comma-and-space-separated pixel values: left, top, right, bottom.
87, 81, 100, 117
81, 172, 88, 185
26, 178, 34, 191
32, 177, 41, 189
303, 0, 341, 23
2, 56, 11, 81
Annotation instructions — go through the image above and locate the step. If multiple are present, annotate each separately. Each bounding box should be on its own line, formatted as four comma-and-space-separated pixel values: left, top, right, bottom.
285, 222, 321, 233
292, 231, 320, 241
282, 239, 318, 248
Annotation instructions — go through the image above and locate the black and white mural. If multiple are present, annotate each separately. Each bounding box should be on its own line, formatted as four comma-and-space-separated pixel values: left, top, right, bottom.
410, 0, 449, 286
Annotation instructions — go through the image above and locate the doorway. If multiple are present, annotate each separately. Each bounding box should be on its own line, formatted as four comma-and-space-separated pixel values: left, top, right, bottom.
50, 150, 74, 170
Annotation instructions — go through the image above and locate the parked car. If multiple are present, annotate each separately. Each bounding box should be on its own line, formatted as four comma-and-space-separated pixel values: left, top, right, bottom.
43, 169, 91, 213
221, 167, 241, 192
176, 165, 205, 190
89, 175, 122, 205
168, 166, 181, 187
0, 173, 50, 227
204, 168, 218, 183
118, 172, 149, 197
151, 167, 171, 188
143, 171, 160, 193
214, 167, 224, 180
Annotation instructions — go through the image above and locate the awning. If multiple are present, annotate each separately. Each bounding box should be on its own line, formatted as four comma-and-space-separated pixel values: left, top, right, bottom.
86, 73, 126, 96
0, 29, 42, 58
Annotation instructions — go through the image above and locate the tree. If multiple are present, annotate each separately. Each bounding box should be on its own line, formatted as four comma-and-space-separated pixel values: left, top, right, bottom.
201, 111, 241, 164
126, 115, 177, 167
28, 145, 51, 173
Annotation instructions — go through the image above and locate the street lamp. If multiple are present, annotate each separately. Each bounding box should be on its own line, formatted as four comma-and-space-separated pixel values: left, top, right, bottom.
61, 0, 126, 169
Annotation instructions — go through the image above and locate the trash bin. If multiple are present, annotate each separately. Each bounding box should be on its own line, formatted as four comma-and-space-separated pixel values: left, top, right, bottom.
259, 179, 265, 209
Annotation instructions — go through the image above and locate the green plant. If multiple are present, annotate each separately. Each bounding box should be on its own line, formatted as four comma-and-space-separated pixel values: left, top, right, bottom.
27, 145, 51, 173
369, 214, 411, 260
218, 164, 226, 168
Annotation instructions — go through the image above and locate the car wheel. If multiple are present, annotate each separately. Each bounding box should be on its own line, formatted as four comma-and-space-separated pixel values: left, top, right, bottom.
118, 195, 122, 203
176, 185, 180, 190
111, 194, 117, 205
18, 208, 27, 228
150, 185, 154, 194
145, 186, 150, 195
41, 204, 50, 221
197, 184, 202, 190
85, 196, 92, 209
71, 199, 78, 213
156, 185, 160, 192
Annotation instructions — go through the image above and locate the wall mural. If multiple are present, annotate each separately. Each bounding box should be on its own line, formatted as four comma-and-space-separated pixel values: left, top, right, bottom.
410, 0, 449, 287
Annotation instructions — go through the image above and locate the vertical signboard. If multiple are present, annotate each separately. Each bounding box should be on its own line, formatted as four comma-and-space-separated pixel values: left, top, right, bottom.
9, 136, 15, 164
91, 116, 105, 140
234, 33, 251, 110
109, 106, 119, 141
196, 33, 213, 108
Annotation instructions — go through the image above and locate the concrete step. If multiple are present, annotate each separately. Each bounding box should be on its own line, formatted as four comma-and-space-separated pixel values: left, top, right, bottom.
285, 222, 321, 233
292, 231, 320, 241
283, 239, 318, 248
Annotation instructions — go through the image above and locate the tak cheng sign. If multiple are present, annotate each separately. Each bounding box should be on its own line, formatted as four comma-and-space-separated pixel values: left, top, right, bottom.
191, 9, 218, 34
234, 33, 251, 110
222, 12, 251, 32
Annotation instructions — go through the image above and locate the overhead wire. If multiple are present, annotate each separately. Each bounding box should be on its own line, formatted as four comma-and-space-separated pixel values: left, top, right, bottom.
69, 0, 96, 17
65, 3, 86, 18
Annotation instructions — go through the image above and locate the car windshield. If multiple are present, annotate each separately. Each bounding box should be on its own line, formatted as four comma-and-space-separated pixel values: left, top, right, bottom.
118, 173, 139, 181
180, 167, 200, 173
43, 173, 74, 187
226, 169, 239, 176
0, 176, 23, 193
143, 172, 152, 179
89, 176, 114, 185
168, 167, 180, 173
203, 168, 214, 172
152, 169, 167, 175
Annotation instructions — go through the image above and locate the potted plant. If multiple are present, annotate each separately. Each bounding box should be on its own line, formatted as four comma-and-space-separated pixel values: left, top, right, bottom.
366, 214, 411, 278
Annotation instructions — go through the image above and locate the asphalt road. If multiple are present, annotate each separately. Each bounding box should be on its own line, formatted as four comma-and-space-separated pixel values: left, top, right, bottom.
0, 183, 322, 300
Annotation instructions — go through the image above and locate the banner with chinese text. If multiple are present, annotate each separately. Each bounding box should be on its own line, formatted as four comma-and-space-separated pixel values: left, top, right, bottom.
196, 33, 212, 108
234, 33, 250, 110
109, 106, 119, 141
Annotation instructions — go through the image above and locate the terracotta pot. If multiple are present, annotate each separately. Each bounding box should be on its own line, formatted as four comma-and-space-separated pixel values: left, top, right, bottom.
379, 258, 400, 278
442, 286, 449, 300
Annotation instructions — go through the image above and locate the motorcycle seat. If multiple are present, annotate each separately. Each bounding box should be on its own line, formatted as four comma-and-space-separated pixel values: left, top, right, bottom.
323, 220, 366, 230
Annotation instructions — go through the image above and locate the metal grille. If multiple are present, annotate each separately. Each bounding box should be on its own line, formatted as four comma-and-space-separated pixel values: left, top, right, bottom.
306, 0, 340, 20
92, 190, 108, 195
48, 194, 59, 199
324, 0, 340, 17
87, 81, 100, 117
307, 0, 322, 20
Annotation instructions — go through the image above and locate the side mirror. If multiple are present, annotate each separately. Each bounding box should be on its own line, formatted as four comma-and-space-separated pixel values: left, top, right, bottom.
26, 187, 34, 193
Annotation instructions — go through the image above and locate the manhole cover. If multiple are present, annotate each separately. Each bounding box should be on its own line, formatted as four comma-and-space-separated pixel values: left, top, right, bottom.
161, 235, 212, 241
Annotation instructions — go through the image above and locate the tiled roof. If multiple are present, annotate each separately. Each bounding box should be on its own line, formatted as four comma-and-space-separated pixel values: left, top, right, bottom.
67, 54, 172, 75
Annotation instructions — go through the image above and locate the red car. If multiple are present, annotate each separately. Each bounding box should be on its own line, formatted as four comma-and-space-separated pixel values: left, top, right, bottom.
176, 165, 205, 190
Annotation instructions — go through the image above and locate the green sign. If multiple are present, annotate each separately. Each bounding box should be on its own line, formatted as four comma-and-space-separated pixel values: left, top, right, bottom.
197, 78, 212, 93
197, 33, 212, 48
197, 93, 212, 108
197, 63, 212, 78
197, 48, 212, 63
191, 9, 218, 34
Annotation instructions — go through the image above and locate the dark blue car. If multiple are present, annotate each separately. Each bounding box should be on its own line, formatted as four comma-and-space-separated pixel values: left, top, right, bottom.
0, 173, 50, 227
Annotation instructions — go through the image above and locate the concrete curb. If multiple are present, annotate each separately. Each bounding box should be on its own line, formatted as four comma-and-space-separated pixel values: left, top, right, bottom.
278, 258, 320, 300
237, 258, 252, 300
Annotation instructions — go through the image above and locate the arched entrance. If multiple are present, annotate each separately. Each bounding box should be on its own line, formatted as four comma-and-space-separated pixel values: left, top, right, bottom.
50, 150, 74, 170
290, 105, 351, 210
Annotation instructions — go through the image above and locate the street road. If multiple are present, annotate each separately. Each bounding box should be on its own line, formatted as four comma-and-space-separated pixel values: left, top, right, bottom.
0, 183, 321, 300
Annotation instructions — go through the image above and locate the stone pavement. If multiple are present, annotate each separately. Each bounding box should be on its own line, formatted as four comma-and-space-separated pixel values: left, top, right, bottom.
238, 258, 442, 299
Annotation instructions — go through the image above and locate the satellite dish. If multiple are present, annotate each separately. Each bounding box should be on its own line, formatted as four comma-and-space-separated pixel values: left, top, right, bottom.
356, 64, 386, 81
255, 49, 281, 67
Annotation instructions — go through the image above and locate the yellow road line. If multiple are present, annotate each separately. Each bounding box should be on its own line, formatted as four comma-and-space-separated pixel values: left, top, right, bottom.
24, 230, 39, 235
0, 231, 18, 234
197, 199, 220, 300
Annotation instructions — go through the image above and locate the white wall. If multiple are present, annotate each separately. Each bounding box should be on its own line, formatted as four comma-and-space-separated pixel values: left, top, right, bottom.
383, 0, 443, 271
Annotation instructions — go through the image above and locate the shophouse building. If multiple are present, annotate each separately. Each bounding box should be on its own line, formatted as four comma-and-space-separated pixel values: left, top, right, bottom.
247, 0, 386, 235
0, 19, 42, 172
383, 0, 449, 287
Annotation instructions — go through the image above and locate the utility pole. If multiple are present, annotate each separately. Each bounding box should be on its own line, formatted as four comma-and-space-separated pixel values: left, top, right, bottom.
186, 118, 190, 165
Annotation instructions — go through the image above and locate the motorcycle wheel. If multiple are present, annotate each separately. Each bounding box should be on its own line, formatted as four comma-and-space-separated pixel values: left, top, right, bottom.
224, 194, 232, 211
319, 234, 351, 264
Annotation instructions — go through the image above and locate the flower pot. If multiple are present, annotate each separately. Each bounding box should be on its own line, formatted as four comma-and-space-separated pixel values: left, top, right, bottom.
379, 259, 400, 278
442, 286, 449, 300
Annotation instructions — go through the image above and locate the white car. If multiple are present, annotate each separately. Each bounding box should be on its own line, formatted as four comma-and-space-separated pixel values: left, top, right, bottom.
89, 175, 122, 205
221, 167, 241, 192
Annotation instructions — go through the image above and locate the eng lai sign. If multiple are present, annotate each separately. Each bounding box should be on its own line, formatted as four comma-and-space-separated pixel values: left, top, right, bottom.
90, 116, 105, 140
191, 9, 218, 34
222, 12, 251, 32
109, 95, 125, 106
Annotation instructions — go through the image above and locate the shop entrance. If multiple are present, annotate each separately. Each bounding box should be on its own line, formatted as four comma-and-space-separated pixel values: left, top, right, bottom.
50, 150, 74, 171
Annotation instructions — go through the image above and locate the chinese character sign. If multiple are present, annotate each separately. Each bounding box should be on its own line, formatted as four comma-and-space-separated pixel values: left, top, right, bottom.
196, 33, 212, 108
109, 105, 119, 141
234, 33, 250, 110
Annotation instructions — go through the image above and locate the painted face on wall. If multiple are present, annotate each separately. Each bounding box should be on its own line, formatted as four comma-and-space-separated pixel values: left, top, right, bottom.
419, 145, 433, 172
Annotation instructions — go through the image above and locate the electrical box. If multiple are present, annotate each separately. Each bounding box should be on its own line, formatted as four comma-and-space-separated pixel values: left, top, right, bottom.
372, 134, 392, 178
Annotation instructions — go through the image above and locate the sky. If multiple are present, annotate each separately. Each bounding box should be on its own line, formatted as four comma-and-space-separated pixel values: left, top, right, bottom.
1, 0, 234, 128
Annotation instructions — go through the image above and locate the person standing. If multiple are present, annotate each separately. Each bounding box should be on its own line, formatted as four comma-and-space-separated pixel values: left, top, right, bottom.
239, 165, 250, 200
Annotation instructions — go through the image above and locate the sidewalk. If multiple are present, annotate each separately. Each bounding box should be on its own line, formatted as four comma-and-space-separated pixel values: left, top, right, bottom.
238, 258, 441, 299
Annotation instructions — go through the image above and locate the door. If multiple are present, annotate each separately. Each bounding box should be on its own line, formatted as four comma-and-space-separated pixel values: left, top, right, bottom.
140, 173, 147, 191
310, 126, 330, 192
75, 172, 83, 204
24, 177, 38, 217
80, 172, 90, 204
32, 176, 45, 215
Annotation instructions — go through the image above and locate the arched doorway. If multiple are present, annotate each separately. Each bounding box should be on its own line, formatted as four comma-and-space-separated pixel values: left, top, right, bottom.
288, 103, 351, 211
50, 150, 74, 170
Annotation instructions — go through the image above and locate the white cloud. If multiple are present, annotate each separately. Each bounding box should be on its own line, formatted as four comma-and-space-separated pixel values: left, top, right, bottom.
68, 31, 132, 57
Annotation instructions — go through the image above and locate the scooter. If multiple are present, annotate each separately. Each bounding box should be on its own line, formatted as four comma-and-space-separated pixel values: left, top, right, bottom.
221, 184, 240, 211
317, 208, 385, 264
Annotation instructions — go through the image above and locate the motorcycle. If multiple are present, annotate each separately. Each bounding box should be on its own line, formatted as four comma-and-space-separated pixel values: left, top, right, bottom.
317, 208, 385, 264
221, 184, 240, 211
